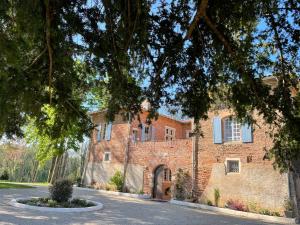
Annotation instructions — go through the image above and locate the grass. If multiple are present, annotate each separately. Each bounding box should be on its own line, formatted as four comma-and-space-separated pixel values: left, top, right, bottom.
0, 181, 49, 189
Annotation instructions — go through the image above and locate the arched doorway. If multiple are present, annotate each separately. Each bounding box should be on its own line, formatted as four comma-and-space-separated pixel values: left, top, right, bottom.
153, 165, 172, 201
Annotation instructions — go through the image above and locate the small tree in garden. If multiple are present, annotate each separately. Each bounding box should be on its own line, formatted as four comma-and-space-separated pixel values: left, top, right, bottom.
0, 170, 9, 180
214, 188, 220, 207
109, 171, 124, 191
49, 179, 73, 202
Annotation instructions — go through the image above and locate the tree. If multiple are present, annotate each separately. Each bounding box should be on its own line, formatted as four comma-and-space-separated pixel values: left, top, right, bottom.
1, 0, 299, 220
24, 105, 84, 183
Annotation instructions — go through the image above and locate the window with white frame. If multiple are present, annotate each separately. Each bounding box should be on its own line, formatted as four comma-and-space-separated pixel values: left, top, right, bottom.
224, 117, 241, 142
165, 126, 175, 141
104, 152, 111, 162
226, 159, 240, 173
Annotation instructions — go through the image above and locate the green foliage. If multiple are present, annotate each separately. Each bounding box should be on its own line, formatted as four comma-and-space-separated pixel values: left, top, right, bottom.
71, 198, 95, 207
18, 197, 95, 208
109, 171, 124, 191
49, 179, 73, 202
214, 188, 220, 207
24, 105, 84, 165
0, 0, 299, 172
207, 200, 213, 206
173, 168, 192, 200
0, 170, 9, 180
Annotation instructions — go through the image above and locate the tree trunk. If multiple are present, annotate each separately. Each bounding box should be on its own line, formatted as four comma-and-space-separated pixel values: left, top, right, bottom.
47, 157, 56, 183
50, 155, 62, 184
81, 140, 92, 186
191, 121, 199, 199
32, 161, 39, 182
122, 115, 132, 192
291, 159, 300, 223
60, 152, 68, 179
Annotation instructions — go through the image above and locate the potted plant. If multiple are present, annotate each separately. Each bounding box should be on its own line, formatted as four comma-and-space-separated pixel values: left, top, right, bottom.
284, 199, 294, 218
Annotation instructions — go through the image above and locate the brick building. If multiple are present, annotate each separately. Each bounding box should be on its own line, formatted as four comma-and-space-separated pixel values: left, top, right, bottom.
84, 78, 291, 212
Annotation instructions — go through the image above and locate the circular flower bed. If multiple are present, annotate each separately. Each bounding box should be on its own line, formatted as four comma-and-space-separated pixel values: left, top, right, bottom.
9, 179, 103, 212
18, 197, 96, 208
10, 197, 103, 212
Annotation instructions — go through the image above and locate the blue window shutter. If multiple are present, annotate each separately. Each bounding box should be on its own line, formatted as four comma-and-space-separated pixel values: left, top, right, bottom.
105, 122, 112, 141
141, 123, 145, 142
242, 123, 253, 143
213, 117, 222, 144
151, 126, 155, 141
97, 124, 101, 142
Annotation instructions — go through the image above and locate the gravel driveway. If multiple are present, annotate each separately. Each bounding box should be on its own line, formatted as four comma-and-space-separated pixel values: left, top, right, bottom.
0, 186, 283, 225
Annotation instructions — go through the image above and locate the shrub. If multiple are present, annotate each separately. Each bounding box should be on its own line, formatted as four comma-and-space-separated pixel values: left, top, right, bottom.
105, 183, 117, 191
207, 200, 213, 206
173, 168, 192, 200
47, 199, 58, 207
214, 188, 220, 207
71, 198, 95, 207
0, 170, 9, 180
226, 199, 248, 212
109, 171, 124, 191
284, 199, 293, 211
49, 179, 73, 202
76, 177, 82, 187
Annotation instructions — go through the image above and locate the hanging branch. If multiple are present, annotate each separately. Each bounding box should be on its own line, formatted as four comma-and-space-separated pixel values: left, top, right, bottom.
267, 13, 287, 78
185, 0, 209, 40
45, 0, 53, 105
25, 48, 47, 71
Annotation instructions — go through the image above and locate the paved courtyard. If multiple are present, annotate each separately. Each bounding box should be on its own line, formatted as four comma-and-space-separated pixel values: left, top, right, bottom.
0, 186, 284, 225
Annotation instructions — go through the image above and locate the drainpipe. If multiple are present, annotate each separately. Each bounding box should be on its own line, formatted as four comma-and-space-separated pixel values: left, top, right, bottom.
122, 113, 132, 192
191, 118, 199, 198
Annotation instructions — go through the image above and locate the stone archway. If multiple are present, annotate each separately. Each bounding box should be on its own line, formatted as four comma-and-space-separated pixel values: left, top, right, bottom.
153, 165, 172, 201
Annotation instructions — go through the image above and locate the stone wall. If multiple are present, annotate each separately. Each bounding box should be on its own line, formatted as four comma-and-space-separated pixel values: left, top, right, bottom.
84, 162, 144, 192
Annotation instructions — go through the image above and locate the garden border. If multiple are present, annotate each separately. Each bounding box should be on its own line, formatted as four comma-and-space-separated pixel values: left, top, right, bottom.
170, 199, 295, 224
9, 197, 103, 213
75, 187, 151, 199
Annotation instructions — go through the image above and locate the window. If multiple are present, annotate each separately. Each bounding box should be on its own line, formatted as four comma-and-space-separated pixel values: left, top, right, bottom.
144, 126, 150, 141
186, 130, 193, 138
164, 168, 172, 181
104, 152, 111, 162
132, 129, 138, 142
96, 124, 101, 142
224, 118, 241, 142
102, 123, 107, 139
226, 159, 240, 173
165, 126, 175, 141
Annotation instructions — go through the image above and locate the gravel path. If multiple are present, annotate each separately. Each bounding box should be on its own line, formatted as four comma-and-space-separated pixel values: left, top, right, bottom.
0, 186, 282, 225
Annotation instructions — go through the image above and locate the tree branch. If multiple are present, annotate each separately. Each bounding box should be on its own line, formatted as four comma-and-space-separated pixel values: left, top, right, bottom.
185, 0, 209, 40
45, 0, 53, 105
25, 48, 47, 71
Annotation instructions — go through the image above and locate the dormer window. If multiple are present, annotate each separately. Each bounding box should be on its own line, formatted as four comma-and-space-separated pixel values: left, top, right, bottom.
224, 117, 241, 142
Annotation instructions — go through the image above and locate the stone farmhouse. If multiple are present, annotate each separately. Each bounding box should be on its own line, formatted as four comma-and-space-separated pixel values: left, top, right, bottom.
84, 77, 292, 213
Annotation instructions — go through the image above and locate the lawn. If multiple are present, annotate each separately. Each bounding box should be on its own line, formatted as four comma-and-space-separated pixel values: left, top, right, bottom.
0, 181, 49, 189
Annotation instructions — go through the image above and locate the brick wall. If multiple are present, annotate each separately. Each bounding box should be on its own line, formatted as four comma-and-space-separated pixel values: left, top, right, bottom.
196, 109, 288, 212
128, 139, 192, 194
130, 112, 191, 141
86, 109, 288, 212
